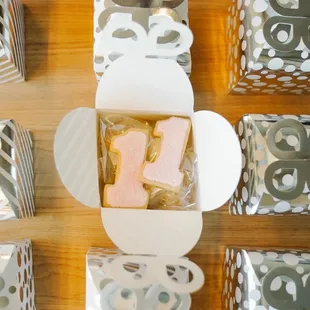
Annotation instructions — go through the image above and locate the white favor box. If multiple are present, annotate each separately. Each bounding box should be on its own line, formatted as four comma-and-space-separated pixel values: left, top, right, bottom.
0, 0, 25, 83
0, 240, 35, 309
94, 0, 191, 81
55, 19, 242, 302
86, 248, 192, 310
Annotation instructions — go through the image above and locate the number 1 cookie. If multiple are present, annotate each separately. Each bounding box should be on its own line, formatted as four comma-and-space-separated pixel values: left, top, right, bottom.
104, 129, 149, 209
140, 117, 191, 192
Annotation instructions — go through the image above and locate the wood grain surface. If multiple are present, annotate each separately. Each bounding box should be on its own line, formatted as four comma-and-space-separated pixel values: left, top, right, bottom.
1, 0, 310, 309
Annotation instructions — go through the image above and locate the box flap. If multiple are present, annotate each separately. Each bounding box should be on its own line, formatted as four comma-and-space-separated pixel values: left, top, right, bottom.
54, 108, 101, 208
101, 209, 203, 257
96, 56, 194, 116
193, 111, 242, 211
95, 17, 194, 115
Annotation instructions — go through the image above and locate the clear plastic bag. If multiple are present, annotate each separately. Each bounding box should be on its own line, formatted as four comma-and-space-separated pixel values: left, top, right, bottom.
99, 114, 197, 210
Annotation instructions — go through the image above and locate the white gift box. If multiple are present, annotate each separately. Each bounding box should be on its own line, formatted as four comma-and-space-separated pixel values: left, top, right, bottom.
94, 0, 191, 82
0, 240, 35, 309
0, 0, 25, 83
86, 248, 193, 310
54, 19, 242, 305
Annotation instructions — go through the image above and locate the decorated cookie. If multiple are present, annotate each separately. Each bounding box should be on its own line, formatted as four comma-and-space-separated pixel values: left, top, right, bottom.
104, 129, 149, 208
141, 117, 191, 192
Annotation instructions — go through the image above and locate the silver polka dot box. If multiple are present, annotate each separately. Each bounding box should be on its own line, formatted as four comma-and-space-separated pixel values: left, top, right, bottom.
223, 248, 310, 310
229, 114, 310, 216
227, 0, 310, 95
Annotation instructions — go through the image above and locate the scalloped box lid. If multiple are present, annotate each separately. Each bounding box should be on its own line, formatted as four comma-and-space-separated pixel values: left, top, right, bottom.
54, 55, 242, 257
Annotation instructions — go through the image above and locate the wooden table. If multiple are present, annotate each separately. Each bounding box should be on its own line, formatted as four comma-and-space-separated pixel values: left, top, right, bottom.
1, 0, 310, 309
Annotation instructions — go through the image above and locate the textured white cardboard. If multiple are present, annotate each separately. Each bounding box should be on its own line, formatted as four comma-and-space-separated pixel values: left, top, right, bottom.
54, 19, 241, 294
0, 240, 35, 309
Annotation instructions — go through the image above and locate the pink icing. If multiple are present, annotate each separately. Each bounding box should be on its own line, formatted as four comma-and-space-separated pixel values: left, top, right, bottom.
142, 117, 191, 191
104, 130, 149, 208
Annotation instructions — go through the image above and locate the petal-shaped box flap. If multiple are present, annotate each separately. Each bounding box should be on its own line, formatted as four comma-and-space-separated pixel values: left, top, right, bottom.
96, 56, 194, 115
193, 111, 242, 212
54, 108, 101, 208
101, 209, 203, 257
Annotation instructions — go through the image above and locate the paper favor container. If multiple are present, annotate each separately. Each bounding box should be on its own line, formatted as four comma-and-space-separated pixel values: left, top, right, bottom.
0, 0, 25, 84
222, 247, 310, 310
55, 19, 242, 295
94, 0, 191, 82
227, 0, 310, 95
0, 240, 35, 310
0, 119, 34, 220
86, 247, 192, 310
229, 114, 310, 216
